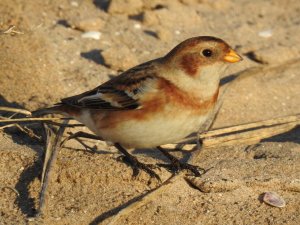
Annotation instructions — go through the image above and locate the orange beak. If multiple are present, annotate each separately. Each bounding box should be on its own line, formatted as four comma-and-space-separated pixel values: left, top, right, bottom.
223, 49, 243, 63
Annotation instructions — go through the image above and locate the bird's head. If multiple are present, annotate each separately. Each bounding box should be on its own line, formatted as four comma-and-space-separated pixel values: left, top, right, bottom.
163, 36, 242, 78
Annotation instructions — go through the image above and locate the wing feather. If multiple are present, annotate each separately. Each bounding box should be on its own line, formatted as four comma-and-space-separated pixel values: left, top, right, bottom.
59, 61, 158, 111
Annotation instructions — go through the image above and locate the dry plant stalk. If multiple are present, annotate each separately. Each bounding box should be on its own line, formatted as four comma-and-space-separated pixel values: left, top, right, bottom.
201, 117, 299, 148
0, 107, 32, 116
0, 117, 68, 123
35, 120, 68, 218
161, 114, 300, 150
0, 25, 24, 35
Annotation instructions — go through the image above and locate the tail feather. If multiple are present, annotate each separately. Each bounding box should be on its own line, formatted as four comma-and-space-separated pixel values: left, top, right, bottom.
31, 105, 64, 117
32, 104, 81, 117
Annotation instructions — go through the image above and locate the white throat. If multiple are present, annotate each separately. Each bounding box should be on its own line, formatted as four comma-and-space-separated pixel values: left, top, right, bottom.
161, 63, 226, 100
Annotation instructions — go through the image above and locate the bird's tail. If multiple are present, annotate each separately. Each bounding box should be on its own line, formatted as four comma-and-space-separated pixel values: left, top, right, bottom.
31, 105, 64, 117
31, 104, 80, 118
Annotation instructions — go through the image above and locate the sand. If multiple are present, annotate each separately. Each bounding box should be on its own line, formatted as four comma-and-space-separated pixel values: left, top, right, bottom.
0, 0, 299, 224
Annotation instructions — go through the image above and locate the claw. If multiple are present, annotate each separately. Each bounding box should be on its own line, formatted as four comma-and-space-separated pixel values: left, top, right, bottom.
157, 162, 205, 176
117, 155, 161, 182
156, 146, 205, 176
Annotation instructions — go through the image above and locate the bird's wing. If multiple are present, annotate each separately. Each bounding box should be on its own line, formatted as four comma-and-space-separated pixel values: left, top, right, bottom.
59, 61, 159, 110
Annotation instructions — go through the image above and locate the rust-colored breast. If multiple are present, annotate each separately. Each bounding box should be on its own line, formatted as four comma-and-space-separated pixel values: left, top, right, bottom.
95, 78, 219, 129
158, 78, 219, 113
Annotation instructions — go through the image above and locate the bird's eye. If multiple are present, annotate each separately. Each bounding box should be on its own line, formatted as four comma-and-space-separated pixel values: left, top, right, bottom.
202, 49, 213, 57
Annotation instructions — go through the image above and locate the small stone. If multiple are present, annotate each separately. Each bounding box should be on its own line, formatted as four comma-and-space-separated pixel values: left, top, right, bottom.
81, 31, 102, 40
143, 11, 159, 26
263, 192, 286, 208
251, 46, 298, 64
258, 29, 273, 38
179, 0, 202, 5
70, 1, 79, 7
175, 30, 181, 35
73, 18, 105, 32
102, 46, 139, 71
134, 23, 142, 29
108, 0, 143, 15
156, 28, 172, 42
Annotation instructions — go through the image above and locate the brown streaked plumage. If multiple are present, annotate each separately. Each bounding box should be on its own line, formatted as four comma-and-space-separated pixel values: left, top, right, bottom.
34, 36, 242, 177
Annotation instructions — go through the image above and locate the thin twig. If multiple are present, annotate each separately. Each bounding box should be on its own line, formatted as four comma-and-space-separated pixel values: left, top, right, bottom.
173, 114, 300, 148
0, 123, 42, 141
1, 186, 20, 196
199, 114, 300, 139
0, 117, 71, 123
0, 107, 32, 116
202, 121, 298, 148
1, 25, 24, 35
0, 124, 16, 130
35, 120, 68, 218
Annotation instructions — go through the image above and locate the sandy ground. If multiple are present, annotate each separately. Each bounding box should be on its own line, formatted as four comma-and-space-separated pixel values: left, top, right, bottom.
0, 0, 300, 224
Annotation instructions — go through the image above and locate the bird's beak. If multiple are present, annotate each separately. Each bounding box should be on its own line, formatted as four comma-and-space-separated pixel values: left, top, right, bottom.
223, 49, 243, 63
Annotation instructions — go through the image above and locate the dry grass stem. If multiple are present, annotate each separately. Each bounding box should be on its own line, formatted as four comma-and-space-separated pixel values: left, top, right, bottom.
1, 25, 24, 35
1, 186, 20, 196
36, 120, 68, 217
0, 123, 42, 141
200, 114, 300, 138
0, 107, 32, 116
0, 117, 70, 123
202, 121, 298, 148
163, 114, 300, 150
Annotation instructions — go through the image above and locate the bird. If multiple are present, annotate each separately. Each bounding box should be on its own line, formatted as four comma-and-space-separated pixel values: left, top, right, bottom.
34, 36, 242, 180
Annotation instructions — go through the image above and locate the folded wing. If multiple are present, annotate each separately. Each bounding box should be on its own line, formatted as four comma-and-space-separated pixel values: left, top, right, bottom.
59, 61, 158, 111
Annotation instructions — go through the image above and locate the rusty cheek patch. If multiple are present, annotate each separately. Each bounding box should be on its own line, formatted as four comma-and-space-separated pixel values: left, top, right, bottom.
180, 53, 201, 76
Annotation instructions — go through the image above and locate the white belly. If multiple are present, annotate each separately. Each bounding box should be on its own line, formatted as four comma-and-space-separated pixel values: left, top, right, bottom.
98, 112, 207, 148
76, 107, 210, 149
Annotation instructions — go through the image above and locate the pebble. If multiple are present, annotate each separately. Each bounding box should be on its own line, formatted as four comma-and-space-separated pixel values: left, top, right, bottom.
102, 46, 139, 71
70, 1, 79, 7
175, 30, 181, 35
258, 29, 273, 38
263, 192, 286, 208
143, 11, 159, 26
73, 18, 105, 32
81, 31, 102, 40
156, 27, 172, 42
108, 0, 143, 15
134, 23, 142, 29
252, 46, 297, 64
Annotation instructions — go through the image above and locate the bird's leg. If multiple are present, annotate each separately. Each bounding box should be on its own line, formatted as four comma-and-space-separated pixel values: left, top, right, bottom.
156, 146, 205, 176
114, 143, 161, 181
62, 131, 103, 152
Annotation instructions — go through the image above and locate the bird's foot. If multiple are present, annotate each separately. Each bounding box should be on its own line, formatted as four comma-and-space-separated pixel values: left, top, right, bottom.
158, 161, 205, 177
156, 146, 205, 176
117, 155, 161, 182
